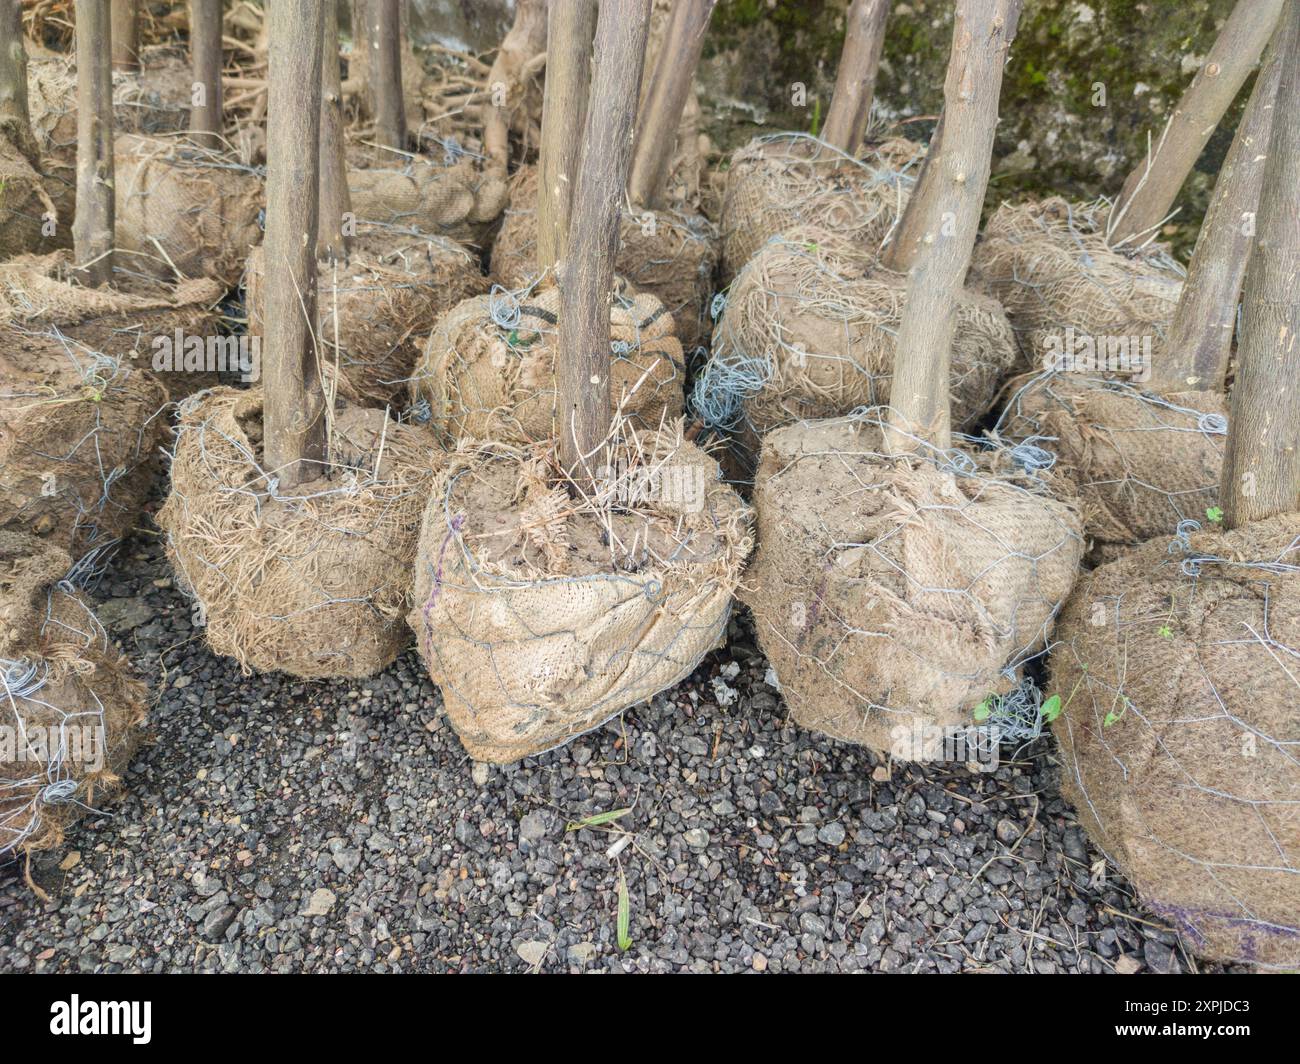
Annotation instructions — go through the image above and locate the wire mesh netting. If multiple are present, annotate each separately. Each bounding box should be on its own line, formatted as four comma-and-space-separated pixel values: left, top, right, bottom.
742, 409, 1085, 759
408, 419, 752, 763
1050, 512, 1300, 969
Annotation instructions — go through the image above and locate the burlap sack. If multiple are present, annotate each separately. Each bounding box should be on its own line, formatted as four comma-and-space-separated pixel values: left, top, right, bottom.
114, 134, 264, 286
972, 197, 1184, 368
159, 388, 441, 680
348, 157, 509, 246
245, 228, 485, 407
0, 134, 61, 258
0, 250, 223, 397
997, 372, 1227, 549
698, 229, 1017, 463
408, 426, 752, 763
742, 412, 1085, 757
0, 530, 148, 858
410, 284, 685, 447
719, 133, 922, 280
1051, 513, 1300, 968
489, 164, 718, 349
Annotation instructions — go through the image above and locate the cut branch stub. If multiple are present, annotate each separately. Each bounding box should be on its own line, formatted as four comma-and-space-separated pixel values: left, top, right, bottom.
1158, 24, 1285, 393
557, 0, 652, 485
627, 0, 715, 210
1222, 0, 1300, 529
885, 0, 1023, 453
537, 0, 597, 274
821, 0, 891, 156
263, 0, 328, 490
1107, 0, 1284, 249
72, 0, 115, 286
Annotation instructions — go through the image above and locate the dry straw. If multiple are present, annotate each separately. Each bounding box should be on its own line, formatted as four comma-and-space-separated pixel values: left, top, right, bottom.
1051, 514, 1300, 969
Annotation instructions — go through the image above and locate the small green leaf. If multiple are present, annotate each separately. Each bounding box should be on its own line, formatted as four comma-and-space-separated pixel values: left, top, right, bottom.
973, 698, 992, 722
566, 807, 632, 832
616, 868, 632, 952
1158, 625, 1173, 639
1206, 506, 1224, 523
1040, 694, 1062, 723
1104, 711, 1120, 726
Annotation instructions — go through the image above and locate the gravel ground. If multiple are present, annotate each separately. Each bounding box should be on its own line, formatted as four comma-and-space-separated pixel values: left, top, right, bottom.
0, 503, 1228, 974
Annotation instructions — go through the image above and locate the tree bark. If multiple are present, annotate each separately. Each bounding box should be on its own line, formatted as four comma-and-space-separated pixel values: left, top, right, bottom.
0, 0, 36, 162
264, 0, 327, 490
319, 0, 351, 262
537, 0, 597, 274
480, 0, 547, 181
821, 0, 890, 156
1157, 27, 1284, 394
189, 0, 224, 146
73, 0, 114, 286
370, 0, 406, 153
557, 0, 651, 484
1222, 0, 1300, 529
110, 0, 139, 73
886, 0, 1022, 453
627, 0, 714, 209
882, 110, 944, 272
1107, 0, 1283, 249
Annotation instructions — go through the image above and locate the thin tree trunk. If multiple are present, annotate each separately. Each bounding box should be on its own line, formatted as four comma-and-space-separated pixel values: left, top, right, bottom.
73, 0, 114, 286
1222, 0, 1300, 529
627, 0, 714, 209
557, 0, 651, 484
886, 0, 1022, 453
480, 0, 547, 181
0, 0, 37, 162
189, 0, 224, 146
1107, 0, 1283, 249
264, 0, 327, 490
319, 0, 351, 262
110, 0, 139, 73
370, 0, 406, 153
821, 0, 890, 155
1158, 27, 1284, 394
537, 0, 597, 274
882, 110, 944, 272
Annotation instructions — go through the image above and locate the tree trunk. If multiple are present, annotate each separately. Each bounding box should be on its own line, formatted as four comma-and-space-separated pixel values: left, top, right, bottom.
73, 0, 114, 286
110, 0, 139, 73
886, 0, 1022, 453
1222, 0, 1300, 529
189, 0, 224, 146
1107, 0, 1283, 249
370, 0, 406, 153
0, 0, 36, 162
1157, 26, 1285, 394
480, 0, 547, 181
627, 0, 715, 209
557, 0, 651, 484
820, 0, 890, 156
537, 0, 597, 275
319, 0, 351, 262
264, 0, 327, 490
882, 110, 944, 273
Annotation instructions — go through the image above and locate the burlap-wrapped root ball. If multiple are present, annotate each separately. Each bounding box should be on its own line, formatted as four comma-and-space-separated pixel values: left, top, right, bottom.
972, 198, 1184, 369
719, 133, 921, 281
0, 134, 60, 259
1, 530, 148, 859
743, 413, 1084, 758
246, 230, 485, 407
159, 388, 441, 680
1051, 514, 1300, 968
696, 230, 1017, 468
409, 427, 752, 762
490, 165, 717, 349
0, 282, 174, 555
411, 285, 685, 447
348, 157, 509, 247
114, 134, 264, 286
997, 372, 1227, 553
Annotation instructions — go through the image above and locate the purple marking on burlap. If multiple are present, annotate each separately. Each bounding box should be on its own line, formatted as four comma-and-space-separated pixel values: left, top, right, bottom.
418, 513, 465, 657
